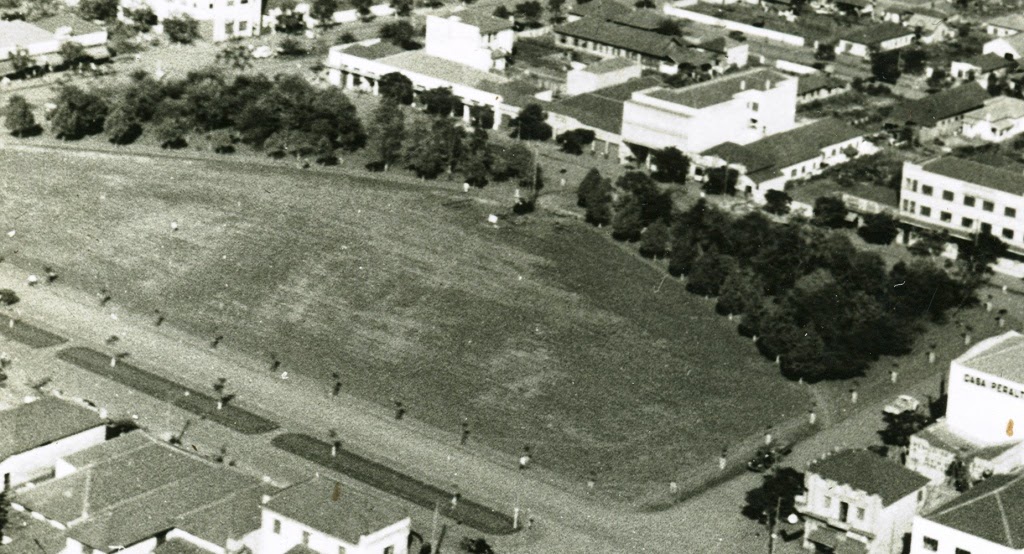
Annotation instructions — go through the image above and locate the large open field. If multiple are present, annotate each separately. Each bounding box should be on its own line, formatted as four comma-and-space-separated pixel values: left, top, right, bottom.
0, 146, 807, 498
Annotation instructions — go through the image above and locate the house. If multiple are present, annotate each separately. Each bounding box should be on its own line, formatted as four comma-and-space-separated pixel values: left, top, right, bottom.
260, 477, 411, 554
424, 10, 515, 72
797, 72, 850, 104
0, 15, 109, 77
565, 57, 643, 96
796, 449, 930, 554
553, 18, 692, 73
548, 75, 663, 155
0, 397, 106, 493
698, 117, 867, 202
985, 13, 1024, 37
835, 23, 916, 58
834, 0, 874, 17
619, 67, 798, 162
127, 0, 260, 42
910, 471, 1024, 554
962, 96, 1024, 143
950, 53, 1017, 85
983, 34, 1024, 62
565, 0, 630, 23
905, 12, 952, 44
906, 332, 1024, 484
884, 83, 989, 142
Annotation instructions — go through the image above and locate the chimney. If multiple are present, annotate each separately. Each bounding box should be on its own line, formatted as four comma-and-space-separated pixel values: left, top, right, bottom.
740, 80, 746, 90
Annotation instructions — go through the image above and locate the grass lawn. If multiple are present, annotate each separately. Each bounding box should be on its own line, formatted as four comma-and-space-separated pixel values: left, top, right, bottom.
0, 314, 68, 348
0, 146, 807, 499
57, 346, 279, 434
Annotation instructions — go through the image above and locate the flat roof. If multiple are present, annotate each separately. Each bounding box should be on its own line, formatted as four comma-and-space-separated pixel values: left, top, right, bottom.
0, 397, 104, 461
808, 449, 930, 506
921, 157, 1024, 196
447, 8, 514, 35
381, 49, 507, 87
342, 41, 406, 61
927, 471, 1024, 548
265, 477, 407, 544
0, 20, 55, 50
643, 68, 791, 109
583, 57, 639, 74
548, 75, 662, 133
33, 14, 104, 35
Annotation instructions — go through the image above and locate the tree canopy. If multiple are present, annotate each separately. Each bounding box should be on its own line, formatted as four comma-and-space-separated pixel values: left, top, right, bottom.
509, 104, 552, 141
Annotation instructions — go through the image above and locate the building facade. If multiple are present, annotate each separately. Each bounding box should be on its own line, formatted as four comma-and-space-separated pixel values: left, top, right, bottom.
133, 0, 261, 42
424, 11, 514, 72
910, 471, 1024, 554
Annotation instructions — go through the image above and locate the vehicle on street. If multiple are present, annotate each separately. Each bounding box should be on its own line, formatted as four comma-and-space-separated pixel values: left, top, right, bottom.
747, 443, 794, 472
883, 394, 921, 415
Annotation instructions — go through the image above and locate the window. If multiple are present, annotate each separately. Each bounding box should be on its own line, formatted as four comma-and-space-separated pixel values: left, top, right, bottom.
962, 217, 974, 228
272, 519, 281, 534
906, 178, 918, 191
224, 21, 233, 35
983, 200, 995, 212
302, 531, 311, 545
942, 190, 954, 201
982, 222, 993, 234
839, 501, 849, 522
338, 547, 346, 554
902, 200, 909, 211
1004, 229, 1014, 240
856, 507, 865, 519
920, 206, 932, 217
922, 185, 934, 195
1007, 207, 1017, 218
239, 20, 248, 31
824, 496, 833, 508
923, 537, 939, 551
965, 195, 976, 207
750, 102, 760, 111
941, 211, 951, 222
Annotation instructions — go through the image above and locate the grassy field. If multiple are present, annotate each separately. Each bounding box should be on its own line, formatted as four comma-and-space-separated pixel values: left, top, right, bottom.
0, 146, 806, 498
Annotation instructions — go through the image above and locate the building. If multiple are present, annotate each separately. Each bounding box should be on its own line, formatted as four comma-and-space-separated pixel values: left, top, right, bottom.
619, 67, 797, 162
984, 34, 1024, 62
910, 471, 1024, 554
950, 53, 1017, 85
796, 449, 930, 554
835, 23, 916, 58
834, 0, 874, 17
905, 12, 952, 44
961, 96, 1024, 143
565, 0, 630, 23
0, 15, 108, 76
0, 397, 106, 493
565, 57, 643, 96
797, 72, 850, 104
899, 158, 1024, 254
261, 477, 410, 554
699, 117, 867, 202
548, 75, 663, 156
884, 83, 990, 142
128, 0, 260, 42
985, 13, 1024, 37
424, 10, 514, 72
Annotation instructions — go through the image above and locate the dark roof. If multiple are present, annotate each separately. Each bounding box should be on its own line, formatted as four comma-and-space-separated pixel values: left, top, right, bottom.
885, 83, 989, 127
33, 14, 104, 35
584, 57, 640, 74
798, 72, 846, 95
836, 0, 871, 7
808, 449, 930, 506
151, 539, 210, 554
476, 78, 544, 108
568, 0, 631, 19
922, 157, 1024, 195
960, 53, 1018, 73
0, 397, 104, 460
342, 41, 405, 60
839, 22, 914, 45
593, 74, 662, 100
645, 68, 791, 109
608, 9, 665, 31
549, 93, 624, 133
449, 9, 514, 34
555, 18, 684, 60
702, 141, 775, 173
928, 472, 1024, 548
264, 477, 407, 544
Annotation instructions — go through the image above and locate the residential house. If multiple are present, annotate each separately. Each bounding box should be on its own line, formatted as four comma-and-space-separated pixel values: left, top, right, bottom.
950, 53, 1017, 85
835, 23, 916, 58
985, 13, 1024, 37
962, 96, 1024, 143
698, 117, 867, 202
910, 471, 1024, 554
260, 477, 410, 554
906, 332, 1024, 483
128, 0, 261, 42
905, 11, 953, 44
565, 57, 643, 95
548, 75, 663, 155
983, 34, 1024, 62
565, 0, 630, 23
424, 10, 514, 72
797, 72, 850, 104
619, 67, 798, 162
0, 397, 106, 493
796, 449, 930, 554
884, 83, 989, 142
0, 14, 109, 76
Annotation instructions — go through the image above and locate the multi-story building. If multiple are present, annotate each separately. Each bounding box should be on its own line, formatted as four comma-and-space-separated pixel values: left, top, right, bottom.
899, 157, 1024, 254
130, 0, 261, 42
424, 10, 514, 72
548, 75, 663, 156
910, 471, 1024, 554
796, 449, 931, 554
619, 67, 797, 162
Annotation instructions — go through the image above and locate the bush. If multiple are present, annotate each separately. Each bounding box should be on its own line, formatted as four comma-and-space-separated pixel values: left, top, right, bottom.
278, 36, 308, 56
3, 95, 39, 137
555, 128, 595, 155
164, 14, 201, 44
763, 190, 791, 215
0, 289, 19, 306
858, 212, 900, 245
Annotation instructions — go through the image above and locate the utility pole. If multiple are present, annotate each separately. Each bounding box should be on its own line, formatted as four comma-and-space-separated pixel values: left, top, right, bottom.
768, 495, 781, 554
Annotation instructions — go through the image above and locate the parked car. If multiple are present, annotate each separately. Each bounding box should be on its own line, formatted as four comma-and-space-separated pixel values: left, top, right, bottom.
747, 443, 794, 472
883, 394, 921, 415
251, 45, 274, 59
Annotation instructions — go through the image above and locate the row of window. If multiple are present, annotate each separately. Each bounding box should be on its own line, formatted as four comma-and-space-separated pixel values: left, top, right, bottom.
905, 178, 1017, 217
902, 200, 1017, 239
270, 519, 395, 554
922, 536, 971, 554
822, 496, 866, 522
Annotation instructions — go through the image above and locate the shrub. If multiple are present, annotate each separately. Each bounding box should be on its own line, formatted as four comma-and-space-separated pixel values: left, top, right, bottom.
0, 289, 19, 306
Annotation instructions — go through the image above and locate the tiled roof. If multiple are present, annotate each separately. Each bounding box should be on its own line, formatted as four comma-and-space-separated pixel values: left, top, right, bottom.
922, 157, 1024, 196
885, 83, 989, 127
928, 471, 1024, 548
151, 539, 210, 554
958, 331, 1024, 382
342, 41, 405, 60
548, 75, 662, 133
992, 33, 1024, 54
264, 477, 407, 544
960, 53, 1018, 73
839, 22, 914, 45
906, 13, 945, 31
584, 56, 639, 74
567, 0, 630, 19
33, 14, 104, 35
449, 8, 514, 35
608, 9, 665, 31
476, 78, 543, 108
808, 449, 929, 506
382, 49, 507, 87
0, 20, 55, 50
987, 13, 1024, 32
0, 397, 104, 461
554, 18, 684, 60
702, 141, 775, 173
797, 72, 845, 95
593, 75, 662, 100
644, 68, 791, 109
965, 96, 1024, 124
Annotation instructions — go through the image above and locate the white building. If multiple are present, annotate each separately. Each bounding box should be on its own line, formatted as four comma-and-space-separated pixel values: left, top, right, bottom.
619, 67, 797, 162
983, 34, 1024, 61
836, 22, 915, 58
548, 75, 663, 156
985, 13, 1024, 37
899, 158, 1024, 254
424, 10, 514, 72
0, 396, 106, 492
910, 471, 1024, 554
130, 0, 261, 42
962, 96, 1024, 143
796, 449, 931, 554
0, 14, 109, 74
950, 54, 1018, 86
565, 57, 642, 96
261, 477, 411, 554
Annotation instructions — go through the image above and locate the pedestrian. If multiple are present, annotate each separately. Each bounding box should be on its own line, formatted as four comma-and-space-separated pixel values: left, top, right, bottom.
719, 447, 727, 471
271, 358, 281, 372
764, 429, 772, 446
669, 480, 678, 495
154, 310, 165, 327
850, 388, 858, 404
332, 381, 342, 397
463, 182, 470, 193
211, 335, 223, 349
460, 428, 470, 445
450, 492, 460, 510
586, 471, 596, 491
808, 410, 816, 425
100, 289, 111, 307
394, 401, 405, 420
26, 274, 38, 287
890, 370, 898, 384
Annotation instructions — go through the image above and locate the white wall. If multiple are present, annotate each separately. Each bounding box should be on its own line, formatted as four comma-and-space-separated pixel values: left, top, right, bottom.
143, 0, 261, 41
983, 38, 1022, 60
259, 508, 409, 554
662, 4, 806, 46
0, 426, 105, 492
911, 516, 1019, 554
985, 24, 1021, 37
962, 117, 1024, 142
424, 15, 513, 72
947, 340, 1024, 445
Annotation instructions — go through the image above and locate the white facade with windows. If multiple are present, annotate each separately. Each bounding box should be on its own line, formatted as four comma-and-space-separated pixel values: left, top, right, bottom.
424, 12, 514, 72
134, 0, 261, 42
912, 516, 1023, 554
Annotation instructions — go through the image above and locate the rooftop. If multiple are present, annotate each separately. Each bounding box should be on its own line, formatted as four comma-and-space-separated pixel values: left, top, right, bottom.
885, 83, 989, 128
476, 78, 544, 108
554, 18, 685, 60
583, 56, 640, 74
927, 471, 1024, 548
341, 40, 406, 60
964, 95, 1024, 123
151, 539, 211, 554
447, 8, 514, 35
922, 157, 1024, 196
567, 0, 630, 19
264, 477, 408, 544
990, 33, 1024, 53
0, 20, 56, 50
643, 68, 791, 109
549, 75, 662, 133
33, 13, 104, 35
839, 22, 915, 45
959, 53, 1018, 73
381, 49, 508, 86
987, 13, 1024, 32
0, 397, 104, 461
808, 449, 930, 506
608, 9, 665, 31
958, 331, 1024, 382
797, 72, 846, 95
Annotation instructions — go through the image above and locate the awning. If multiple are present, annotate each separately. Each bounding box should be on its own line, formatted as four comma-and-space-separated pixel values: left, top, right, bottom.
84, 45, 111, 60
807, 528, 841, 550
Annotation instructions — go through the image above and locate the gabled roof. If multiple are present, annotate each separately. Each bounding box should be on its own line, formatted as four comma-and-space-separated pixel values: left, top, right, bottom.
957, 331, 1024, 381
987, 13, 1024, 32
0, 397, 104, 461
921, 157, 1024, 196
644, 68, 791, 109
906, 12, 946, 31
797, 72, 846, 95
449, 8, 514, 35
264, 477, 407, 545
151, 539, 211, 554
476, 78, 544, 108
554, 18, 684, 60
965, 96, 1024, 124
808, 449, 929, 506
33, 14, 104, 35
959, 53, 1018, 73
989, 33, 1024, 54
885, 83, 989, 127
839, 22, 914, 45
928, 471, 1024, 548
608, 9, 665, 31
382, 49, 507, 87
0, 20, 54, 50
702, 141, 775, 174
567, 0, 630, 19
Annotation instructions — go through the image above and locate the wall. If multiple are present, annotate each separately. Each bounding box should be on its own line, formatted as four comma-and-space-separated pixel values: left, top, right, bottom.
879, 34, 915, 51
905, 433, 956, 483
566, 63, 642, 95
0, 425, 105, 492
259, 509, 410, 554
146, 0, 260, 41
775, 58, 818, 74
425, 15, 512, 72
947, 340, 1024, 445
963, 117, 1024, 143
983, 38, 1022, 60
837, 39, 869, 58
985, 24, 1020, 37
910, 516, 1017, 554
662, 4, 806, 46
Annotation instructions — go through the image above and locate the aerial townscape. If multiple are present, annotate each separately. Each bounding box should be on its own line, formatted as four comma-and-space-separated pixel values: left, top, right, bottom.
6, 0, 1024, 551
